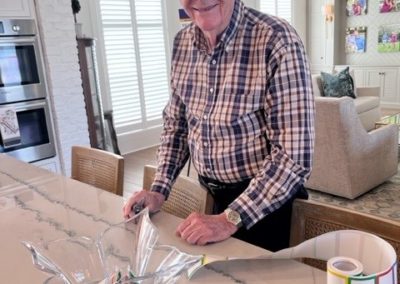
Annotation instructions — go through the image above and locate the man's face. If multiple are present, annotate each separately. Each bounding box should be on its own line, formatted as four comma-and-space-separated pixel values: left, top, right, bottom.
180, 0, 234, 34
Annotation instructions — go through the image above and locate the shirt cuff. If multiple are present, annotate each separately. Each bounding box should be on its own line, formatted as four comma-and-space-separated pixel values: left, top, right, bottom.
150, 178, 172, 199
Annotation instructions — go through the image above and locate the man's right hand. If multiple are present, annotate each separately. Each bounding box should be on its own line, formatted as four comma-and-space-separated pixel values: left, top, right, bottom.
123, 190, 165, 218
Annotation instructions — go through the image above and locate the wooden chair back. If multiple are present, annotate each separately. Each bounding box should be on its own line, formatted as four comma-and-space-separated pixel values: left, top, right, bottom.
71, 146, 124, 196
290, 198, 400, 280
142, 165, 213, 219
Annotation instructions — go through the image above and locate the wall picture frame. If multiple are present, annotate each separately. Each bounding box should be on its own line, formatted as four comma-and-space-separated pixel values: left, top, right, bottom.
379, 0, 400, 13
345, 27, 367, 53
378, 24, 400, 52
346, 0, 368, 16
178, 9, 191, 28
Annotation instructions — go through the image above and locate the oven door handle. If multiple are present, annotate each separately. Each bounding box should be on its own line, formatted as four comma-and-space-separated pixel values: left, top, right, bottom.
0, 37, 36, 45
1, 136, 22, 149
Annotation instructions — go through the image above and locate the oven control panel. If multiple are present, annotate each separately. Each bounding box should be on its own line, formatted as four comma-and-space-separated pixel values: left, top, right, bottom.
0, 19, 35, 36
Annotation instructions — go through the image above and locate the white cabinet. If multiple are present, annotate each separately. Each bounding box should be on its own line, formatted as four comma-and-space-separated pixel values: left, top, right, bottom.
0, 0, 33, 18
364, 68, 399, 106
351, 69, 365, 87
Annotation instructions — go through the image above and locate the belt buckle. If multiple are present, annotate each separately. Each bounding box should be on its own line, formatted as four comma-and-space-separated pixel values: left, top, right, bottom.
207, 182, 221, 195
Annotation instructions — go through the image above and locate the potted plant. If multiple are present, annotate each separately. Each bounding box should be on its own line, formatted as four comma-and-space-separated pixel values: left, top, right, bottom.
71, 0, 82, 37
71, 0, 81, 23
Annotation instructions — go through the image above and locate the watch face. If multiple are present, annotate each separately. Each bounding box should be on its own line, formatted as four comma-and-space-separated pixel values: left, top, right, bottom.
226, 209, 241, 226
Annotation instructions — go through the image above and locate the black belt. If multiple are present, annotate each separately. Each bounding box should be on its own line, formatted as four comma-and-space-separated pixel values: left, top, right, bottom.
198, 175, 252, 214
198, 175, 308, 215
198, 175, 252, 196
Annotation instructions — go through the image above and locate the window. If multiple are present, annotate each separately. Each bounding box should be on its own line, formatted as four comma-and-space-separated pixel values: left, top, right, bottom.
259, 0, 292, 23
98, 0, 169, 134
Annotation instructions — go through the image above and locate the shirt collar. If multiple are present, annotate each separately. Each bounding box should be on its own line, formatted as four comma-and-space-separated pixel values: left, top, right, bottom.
190, 0, 244, 54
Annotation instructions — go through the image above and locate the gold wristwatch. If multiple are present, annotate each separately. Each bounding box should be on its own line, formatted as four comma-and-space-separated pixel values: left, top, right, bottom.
224, 208, 242, 228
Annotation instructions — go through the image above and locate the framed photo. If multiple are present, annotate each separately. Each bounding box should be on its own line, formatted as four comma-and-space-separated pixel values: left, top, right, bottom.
346, 0, 368, 16
379, 0, 400, 13
345, 27, 367, 53
178, 9, 191, 27
378, 24, 400, 52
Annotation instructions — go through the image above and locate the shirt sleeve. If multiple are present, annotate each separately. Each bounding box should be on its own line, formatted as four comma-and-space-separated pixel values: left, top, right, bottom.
149, 32, 190, 197
150, 87, 190, 198
229, 41, 315, 229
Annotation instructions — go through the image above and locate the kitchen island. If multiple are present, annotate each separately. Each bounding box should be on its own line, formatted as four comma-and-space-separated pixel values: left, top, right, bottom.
0, 154, 326, 283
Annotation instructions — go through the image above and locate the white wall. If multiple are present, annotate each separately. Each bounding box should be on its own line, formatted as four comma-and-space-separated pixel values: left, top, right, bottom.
35, 0, 90, 175
163, 0, 181, 49
292, 0, 307, 49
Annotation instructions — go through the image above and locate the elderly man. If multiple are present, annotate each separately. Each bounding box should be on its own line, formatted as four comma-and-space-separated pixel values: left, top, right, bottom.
124, 0, 314, 251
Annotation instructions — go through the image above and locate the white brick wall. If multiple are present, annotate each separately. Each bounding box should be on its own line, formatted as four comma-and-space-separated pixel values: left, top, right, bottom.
35, 0, 90, 175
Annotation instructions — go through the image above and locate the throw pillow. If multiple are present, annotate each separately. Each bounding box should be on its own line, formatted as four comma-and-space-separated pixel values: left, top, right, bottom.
332, 67, 358, 97
320, 67, 356, 99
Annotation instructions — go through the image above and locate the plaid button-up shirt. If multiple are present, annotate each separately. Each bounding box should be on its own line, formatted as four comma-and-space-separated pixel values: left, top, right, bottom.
151, 0, 315, 228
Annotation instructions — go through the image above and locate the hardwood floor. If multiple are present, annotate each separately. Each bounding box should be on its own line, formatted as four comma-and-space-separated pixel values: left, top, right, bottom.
122, 146, 195, 198
122, 146, 156, 198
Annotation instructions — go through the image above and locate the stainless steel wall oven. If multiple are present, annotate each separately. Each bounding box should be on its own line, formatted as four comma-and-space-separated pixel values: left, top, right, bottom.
0, 19, 56, 163
0, 19, 46, 103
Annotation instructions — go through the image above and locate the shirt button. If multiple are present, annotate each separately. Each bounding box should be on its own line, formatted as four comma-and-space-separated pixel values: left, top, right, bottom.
203, 115, 208, 120
211, 59, 217, 65
203, 142, 208, 147
206, 167, 211, 172
210, 87, 214, 93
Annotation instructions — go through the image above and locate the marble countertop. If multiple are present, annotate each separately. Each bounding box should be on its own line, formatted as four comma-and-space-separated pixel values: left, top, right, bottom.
0, 154, 326, 284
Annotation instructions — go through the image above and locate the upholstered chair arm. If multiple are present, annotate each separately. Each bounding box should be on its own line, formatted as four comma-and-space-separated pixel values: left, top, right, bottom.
347, 124, 399, 198
364, 124, 398, 162
356, 86, 380, 97
307, 97, 398, 199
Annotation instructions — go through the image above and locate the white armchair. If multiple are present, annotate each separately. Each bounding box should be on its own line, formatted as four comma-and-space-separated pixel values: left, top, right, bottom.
305, 96, 398, 199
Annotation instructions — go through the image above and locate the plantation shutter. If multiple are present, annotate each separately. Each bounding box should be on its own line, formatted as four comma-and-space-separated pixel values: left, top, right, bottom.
259, 0, 292, 23
99, 0, 169, 133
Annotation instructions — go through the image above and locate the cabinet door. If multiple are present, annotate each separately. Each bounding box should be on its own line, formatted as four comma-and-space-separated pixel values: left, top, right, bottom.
365, 68, 399, 104
0, 0, 32, 18
352, 69, 365, 87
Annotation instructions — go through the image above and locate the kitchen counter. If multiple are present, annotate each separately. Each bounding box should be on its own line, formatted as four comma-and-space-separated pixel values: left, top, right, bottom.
0, 154, 326, 283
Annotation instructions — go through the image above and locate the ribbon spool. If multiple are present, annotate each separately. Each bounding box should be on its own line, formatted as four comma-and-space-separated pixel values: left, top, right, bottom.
269, 230, 397, 284
188, 230, 398, 284
327, 256, 364, 283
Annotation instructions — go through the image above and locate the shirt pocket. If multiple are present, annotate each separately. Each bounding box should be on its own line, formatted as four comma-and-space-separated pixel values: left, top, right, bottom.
212, 84, 267, 145
212, 109, 266, 145
215, 73, 265, 123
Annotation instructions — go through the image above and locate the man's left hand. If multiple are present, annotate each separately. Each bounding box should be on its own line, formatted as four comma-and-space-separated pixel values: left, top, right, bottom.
176, 212, 238, 245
